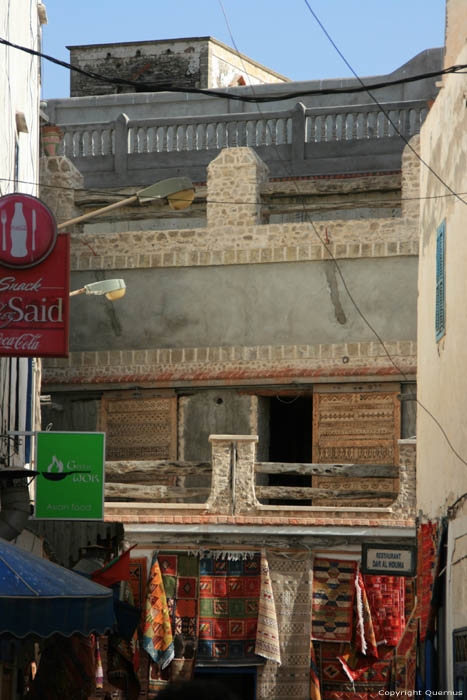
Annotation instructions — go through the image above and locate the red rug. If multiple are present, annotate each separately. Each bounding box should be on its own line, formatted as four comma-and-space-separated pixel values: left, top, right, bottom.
197, 553, 261, 664
157, 552, 199, 680
319, 642, 391, 700
417, 522, 438, 641
363, 575, 405, 647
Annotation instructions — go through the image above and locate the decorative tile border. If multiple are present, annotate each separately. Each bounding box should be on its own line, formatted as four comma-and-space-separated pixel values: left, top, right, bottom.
43, 340, 416, 385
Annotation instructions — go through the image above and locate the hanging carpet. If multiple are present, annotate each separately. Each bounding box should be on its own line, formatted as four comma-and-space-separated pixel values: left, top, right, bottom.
197, 552, 262, 665
158, 551, 199, 681
312, 558, 357, 643
255, 549, 281, 665
142, 554, 174, 670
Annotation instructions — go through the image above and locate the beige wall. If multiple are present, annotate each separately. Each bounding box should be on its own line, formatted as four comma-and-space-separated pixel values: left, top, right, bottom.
208, 42, 288, 87
417, 42, 467, 519
444, 0, 467, 70
0, 0, 43, 198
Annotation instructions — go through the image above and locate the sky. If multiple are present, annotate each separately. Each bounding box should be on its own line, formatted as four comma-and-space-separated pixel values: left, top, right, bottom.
40, 0, 446, 100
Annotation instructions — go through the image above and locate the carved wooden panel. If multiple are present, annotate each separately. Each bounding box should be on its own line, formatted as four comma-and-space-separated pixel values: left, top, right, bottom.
101, 395, 177, 462
312, 389, 400, 505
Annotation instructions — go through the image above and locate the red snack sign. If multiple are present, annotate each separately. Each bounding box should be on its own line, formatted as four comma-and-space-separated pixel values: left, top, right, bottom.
0, 194, 69, 357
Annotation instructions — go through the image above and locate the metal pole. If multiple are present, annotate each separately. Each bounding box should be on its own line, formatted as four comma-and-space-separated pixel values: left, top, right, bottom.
57, 195, 138, 231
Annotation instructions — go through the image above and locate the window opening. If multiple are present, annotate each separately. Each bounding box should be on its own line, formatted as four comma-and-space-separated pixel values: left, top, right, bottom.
268, 395, 313, 505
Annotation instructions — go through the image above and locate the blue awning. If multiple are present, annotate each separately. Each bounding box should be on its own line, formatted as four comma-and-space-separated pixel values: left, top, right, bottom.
0, 537, 115, 638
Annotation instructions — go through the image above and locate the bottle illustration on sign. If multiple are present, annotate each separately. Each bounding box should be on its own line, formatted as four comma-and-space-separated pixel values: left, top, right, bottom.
10, 202, 28, 257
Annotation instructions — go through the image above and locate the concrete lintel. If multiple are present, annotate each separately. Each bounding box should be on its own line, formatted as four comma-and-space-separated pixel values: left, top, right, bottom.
123, 523, 416, 539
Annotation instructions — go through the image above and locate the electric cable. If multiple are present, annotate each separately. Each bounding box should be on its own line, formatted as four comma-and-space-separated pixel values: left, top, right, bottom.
302, 0, 467, 208
217, 0, 467, 474
301, 0, 467, 471
2, 177, 467, 209
3, 13, 465, 475
0, 34, 466, 103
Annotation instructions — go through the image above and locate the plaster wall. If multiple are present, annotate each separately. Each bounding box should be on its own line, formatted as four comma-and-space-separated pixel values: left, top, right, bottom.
444, 0, 467, 71
416, 42, 467, 520
0, 0, 42, 198
68, 257, 417, 353
208, 42, 287, 87
182, 390, 253, 461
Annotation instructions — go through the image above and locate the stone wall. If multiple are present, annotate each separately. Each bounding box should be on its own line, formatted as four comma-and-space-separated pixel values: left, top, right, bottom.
39, 155, 84, 225
68, 37, 287, 97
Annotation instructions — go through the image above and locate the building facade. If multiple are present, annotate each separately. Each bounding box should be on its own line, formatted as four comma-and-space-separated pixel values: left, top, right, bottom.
417, 0, 467, 691
39, 41, 444, 698
0, 1, 46, 533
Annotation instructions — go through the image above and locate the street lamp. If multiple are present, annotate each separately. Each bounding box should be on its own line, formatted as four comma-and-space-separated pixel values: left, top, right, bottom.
57, 176, 195, 230
69, 278, 126, 300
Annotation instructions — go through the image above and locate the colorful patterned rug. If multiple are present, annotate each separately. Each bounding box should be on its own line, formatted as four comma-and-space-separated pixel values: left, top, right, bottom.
363, 575, 405, 647
417, 521, 438, 641
157, 551, 199, 680
255, 549, 281, 665
142, 554, 174, 670
257, 551, 312, 700
394, 616, 418, 691
319, 642, 391, 700
129, 557, 148, 620
312, 559, 358, 642
310, 640, 322, 700
197, 553, 262, 665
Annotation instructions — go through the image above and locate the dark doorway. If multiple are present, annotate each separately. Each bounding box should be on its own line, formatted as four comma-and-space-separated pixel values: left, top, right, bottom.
269, 395, 313, 462
194, 667, 256, 700
268, 395, 314, 505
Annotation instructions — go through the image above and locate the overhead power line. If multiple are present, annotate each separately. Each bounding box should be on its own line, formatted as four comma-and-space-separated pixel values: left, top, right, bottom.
0, 34, 466, 103
216, 0, 467, 476
302, 0, 467, 208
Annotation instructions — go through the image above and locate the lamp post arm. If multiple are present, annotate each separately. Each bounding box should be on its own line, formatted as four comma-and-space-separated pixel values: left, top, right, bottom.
57, 195, 138, 231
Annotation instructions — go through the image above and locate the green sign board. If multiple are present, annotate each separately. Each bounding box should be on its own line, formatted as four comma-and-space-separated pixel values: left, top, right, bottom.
35, 432, 105, 520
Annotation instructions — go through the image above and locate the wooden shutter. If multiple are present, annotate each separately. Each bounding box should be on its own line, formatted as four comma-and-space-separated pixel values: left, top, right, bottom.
101, 393, 177, 461
312, 384, 400, 505
435, 220, 446, 341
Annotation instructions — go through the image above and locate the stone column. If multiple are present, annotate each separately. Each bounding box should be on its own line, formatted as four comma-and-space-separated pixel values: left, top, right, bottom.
207, 147, 269, 229
233, 435, 260, 514
39, 155, 84, 226
391, 438, 416, 519
207, 435, 235, 514
401, 134, 420, 222
207, 434, 259, 514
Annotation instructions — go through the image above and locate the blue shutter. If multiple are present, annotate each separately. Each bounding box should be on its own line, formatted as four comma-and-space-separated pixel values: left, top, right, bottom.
435, 220, 446, 341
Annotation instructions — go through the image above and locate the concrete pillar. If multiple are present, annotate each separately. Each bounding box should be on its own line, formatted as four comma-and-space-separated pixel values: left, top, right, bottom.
207, 147, 268, 229
233, 435, 260, 514
207, 435, 234, 514
207, 434, 259, 514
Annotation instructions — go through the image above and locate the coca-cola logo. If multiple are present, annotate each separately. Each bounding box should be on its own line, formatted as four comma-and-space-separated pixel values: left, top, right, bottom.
0, 194, 57, 268
0, 332, 42, 351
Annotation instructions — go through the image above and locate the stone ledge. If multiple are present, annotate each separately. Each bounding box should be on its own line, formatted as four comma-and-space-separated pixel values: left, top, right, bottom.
103, 512, 416, 528
70, 236, 419, 271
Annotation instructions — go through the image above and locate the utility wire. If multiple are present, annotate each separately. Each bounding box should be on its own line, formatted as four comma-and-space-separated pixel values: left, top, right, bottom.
3, 175, 467, 208
0, 34, 466, 103
4, 16, 466, 473
217, 0, 467, 475
302, 0, 467, 208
